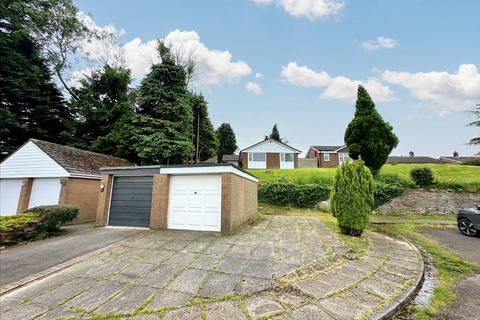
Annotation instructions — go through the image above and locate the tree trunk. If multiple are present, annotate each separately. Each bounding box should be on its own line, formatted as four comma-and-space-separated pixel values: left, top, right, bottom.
195, 109, 200, 164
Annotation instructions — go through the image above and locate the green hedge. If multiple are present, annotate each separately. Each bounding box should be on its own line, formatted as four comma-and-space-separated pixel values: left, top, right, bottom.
27, 205, 79, 233
258, 181, 331, 208
411, 167, 435, 186
0, 205, 79, 245
0, 213, 41, 245
258, 179, 405, 209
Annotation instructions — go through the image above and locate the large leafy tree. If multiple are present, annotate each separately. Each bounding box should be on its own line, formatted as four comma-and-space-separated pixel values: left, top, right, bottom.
2, 0, 88, 100
269, 124, 281, 142
0, 13, 72, 159
69, 65, 136, 161
345, 86, 399, 175
190, 94, 218, 163
129, 42, 193, 164
216, 123, 237, 163
468, 104, 480, 153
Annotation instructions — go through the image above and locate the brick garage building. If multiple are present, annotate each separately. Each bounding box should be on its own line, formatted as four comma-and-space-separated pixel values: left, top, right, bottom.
0, 139, 131, 222
96, 164, 258, 233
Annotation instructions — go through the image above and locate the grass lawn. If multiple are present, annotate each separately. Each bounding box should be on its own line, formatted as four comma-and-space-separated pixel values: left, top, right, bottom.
249, 164, 480, 192
370, 213, 456, 223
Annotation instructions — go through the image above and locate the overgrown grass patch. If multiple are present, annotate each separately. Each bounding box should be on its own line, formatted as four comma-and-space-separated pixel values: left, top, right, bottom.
371, 223, 479, 319
370, 214, 456, 223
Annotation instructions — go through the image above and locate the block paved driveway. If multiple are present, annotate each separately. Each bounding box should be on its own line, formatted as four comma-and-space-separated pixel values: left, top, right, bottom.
0, 216, 422, 320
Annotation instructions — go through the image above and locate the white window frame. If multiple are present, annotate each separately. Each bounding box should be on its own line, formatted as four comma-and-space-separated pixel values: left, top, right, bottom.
339, 153, 350, 165
248, 152, 266, 169
323, 153, 330, 161
280, 153, 294, 169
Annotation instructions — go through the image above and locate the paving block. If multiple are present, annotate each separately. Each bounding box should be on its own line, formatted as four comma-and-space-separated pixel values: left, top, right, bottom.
163, 306, 202, 320
167, 268, 209, 294
96, 284, 155, 314
245, 293, 284, 318
163, 252, 197, 267
243, 259, 274, 279
215, 256, 247, 274
67, 280, 125, 310
199, 272, 240, 297
275, 291, 311, 308
235, 276, 272, 295
205, 301, 247, 320
146, 290, 190, 309
190, 254, 220, 270
317, 296, 367, 320
288, 304, 334, 320
136, 264, 180, 288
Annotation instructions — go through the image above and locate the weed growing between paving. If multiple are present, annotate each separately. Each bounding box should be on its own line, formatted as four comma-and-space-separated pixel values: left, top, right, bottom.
371, 223, 479, 319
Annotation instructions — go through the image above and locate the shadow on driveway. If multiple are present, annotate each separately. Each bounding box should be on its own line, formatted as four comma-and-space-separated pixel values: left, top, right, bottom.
0, 224, 142, 286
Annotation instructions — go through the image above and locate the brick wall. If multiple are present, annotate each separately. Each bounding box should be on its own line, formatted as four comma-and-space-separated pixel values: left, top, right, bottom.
95, 175, 113, 226
266, 153, 280, 169
59, 178, 100, 223
240, 153, 248, 169
319, 153, 340, 168
16, 178, 33, 213
150, 174, 169, 229
221, 173, 258, 233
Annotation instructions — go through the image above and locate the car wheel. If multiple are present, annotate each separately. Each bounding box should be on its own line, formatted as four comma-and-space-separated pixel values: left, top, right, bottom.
458, 218, 477, 236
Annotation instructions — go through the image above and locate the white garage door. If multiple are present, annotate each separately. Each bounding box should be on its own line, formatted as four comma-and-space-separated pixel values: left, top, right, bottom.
168, 175, 221, 231
0, 179, 23, 216
28, 178, 61, 208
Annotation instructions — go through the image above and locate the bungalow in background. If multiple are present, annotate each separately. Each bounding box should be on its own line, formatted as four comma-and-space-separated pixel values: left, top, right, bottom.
239, 138, 301, 169
305, 145, 351, 168
440, 151, 479, 164
387, 151, 448, 164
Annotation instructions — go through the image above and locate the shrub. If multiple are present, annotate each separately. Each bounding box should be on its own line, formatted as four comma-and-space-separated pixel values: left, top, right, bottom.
410, 167, 434, 186
373, 180, 405, 208
0, 213, 41, 245
27, 205, 79, 233
258, 181, 330, 208
330, 160, 375, 237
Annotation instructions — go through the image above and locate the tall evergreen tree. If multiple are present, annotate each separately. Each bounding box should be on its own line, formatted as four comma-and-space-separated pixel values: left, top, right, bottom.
345, 86, 399, 175
216, 123, 237, 163
0, 16, 72, 158
269, 124, 281, 142
69, 65, 136, 161
190, 94, 219, 163
128, 42, 193, 164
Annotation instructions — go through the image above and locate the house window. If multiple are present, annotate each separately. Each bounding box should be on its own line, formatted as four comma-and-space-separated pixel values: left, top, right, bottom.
323, 153, 330, 161
281, 153, 293, 162
339, 153, 351, 164
249, 153, 266, 162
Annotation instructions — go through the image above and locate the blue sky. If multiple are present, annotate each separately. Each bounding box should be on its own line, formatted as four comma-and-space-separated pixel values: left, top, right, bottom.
74, 0, 480, 157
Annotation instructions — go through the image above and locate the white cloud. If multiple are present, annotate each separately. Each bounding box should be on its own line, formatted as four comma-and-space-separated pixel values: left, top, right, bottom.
281, 62, 394, 102
251, 0, 344, 20
362, 36, 397, 52
75, 14, 251, 85
164, 30, 251, 85
246, 81, 263, 94
255, 72, 264, 79
383, 64, 480, 115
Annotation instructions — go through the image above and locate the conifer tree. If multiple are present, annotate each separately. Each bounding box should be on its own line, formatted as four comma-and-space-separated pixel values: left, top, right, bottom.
216, 123, 237, 163
330, 159, 375, 236
270, 124, 281, 142
345, 86, 398, 175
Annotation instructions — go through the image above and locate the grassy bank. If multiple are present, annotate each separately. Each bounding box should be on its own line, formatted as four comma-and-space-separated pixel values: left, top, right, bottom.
249, 164, 480, 192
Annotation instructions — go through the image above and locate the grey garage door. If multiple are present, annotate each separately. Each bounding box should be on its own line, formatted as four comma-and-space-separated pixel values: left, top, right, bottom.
108, 176, 153, 228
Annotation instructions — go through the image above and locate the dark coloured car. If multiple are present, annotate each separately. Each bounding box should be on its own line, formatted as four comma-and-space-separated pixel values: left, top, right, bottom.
457, 207, 480, 236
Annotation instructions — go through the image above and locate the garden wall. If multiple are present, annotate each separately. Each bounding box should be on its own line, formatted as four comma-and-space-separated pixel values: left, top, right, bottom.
376, 189, 480, 215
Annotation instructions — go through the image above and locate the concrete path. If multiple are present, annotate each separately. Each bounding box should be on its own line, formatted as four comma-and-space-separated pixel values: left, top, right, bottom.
0, 224, 141, 286
0, 216, 422, 320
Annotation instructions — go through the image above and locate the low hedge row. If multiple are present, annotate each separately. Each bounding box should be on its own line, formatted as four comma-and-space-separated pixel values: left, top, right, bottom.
259, 179, 406, 209
258, 181, 330, 208
0, 205, 79, 245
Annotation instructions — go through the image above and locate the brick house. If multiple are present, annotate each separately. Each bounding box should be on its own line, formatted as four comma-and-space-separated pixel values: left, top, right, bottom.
305, 145, 351, 168
239, 138, 301, 169
0, 139, 131, 222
